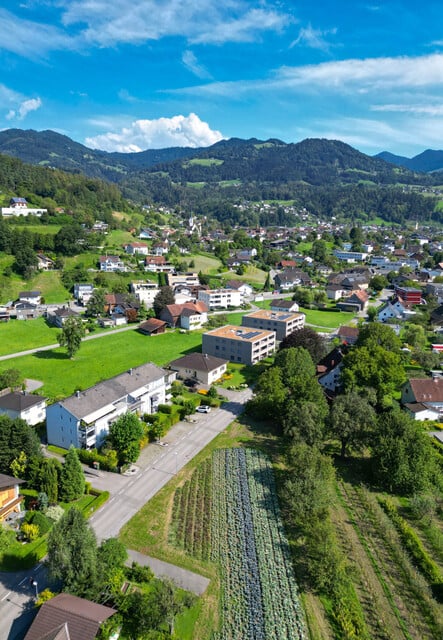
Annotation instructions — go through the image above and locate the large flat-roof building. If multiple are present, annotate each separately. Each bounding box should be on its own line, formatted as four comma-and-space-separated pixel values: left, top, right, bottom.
197, 288, 242, 310
46, 363, 175, 450
202, 325, 275, 366
241, 309, 305, 341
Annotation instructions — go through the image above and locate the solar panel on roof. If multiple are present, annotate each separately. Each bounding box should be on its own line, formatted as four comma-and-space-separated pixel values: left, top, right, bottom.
241, 330, 262, 339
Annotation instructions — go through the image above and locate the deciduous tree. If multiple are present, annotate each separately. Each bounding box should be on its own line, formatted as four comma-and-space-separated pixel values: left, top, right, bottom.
58, 316, 85, 358
108, 413, 144, 466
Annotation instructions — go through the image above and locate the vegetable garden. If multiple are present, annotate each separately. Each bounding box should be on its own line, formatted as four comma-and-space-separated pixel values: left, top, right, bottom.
169, 448, 307, 640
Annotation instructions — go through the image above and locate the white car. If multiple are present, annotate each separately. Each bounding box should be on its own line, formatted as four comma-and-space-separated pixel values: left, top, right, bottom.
196, 405, 211, 413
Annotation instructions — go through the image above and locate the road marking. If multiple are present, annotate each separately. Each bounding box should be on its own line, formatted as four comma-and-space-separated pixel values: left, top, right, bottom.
18, 578, 27, 586
1, 592, 11, 601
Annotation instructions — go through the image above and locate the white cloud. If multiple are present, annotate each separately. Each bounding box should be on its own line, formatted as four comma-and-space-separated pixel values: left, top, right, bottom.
178, 53, 443, 97
60, 0, 290, 47
0, 84, 42, 122
371, 104, 443, 115
84, 112, 225, 152
290, 24, 337, 53
0, 8, 72, 58
17, 97, 42, 119
182, 50, 211, 79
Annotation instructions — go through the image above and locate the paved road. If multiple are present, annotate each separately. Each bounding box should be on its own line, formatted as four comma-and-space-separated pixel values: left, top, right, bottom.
0, 387, 251, 639
89, 389, 251, 541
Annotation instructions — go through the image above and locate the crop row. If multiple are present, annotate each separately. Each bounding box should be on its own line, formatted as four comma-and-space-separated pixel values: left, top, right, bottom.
169, 458, 211, 560
211, 448, 307, 640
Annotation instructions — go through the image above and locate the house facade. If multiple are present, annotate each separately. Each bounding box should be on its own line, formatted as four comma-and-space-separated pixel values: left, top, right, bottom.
99, 255, 125, 272
46, 363, 175, 450
160, 302, 208, 329
197, 288, 242, 310
0, 473, 25, 522
202, 325, 276, 365
131, 281, 160, 307
401, 377, 443, 420
169, 353, 228, 385
241, 309, 305, 341
73, 283, 94, 305
0, 392, 46, 426
47, 306, 80, 328
124, 242, 149, 255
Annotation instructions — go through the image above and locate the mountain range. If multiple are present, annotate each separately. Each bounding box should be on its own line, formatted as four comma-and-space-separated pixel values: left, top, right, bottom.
375, 149, 443, 173
0, 128, 437, 189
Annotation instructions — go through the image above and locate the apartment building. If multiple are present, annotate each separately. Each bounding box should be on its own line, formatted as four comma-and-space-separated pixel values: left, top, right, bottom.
46, 363, 175, 450
202, 325, 275, 366
241, 309, 305, 341
130, 281, 160, 307
198, 288, 242, 310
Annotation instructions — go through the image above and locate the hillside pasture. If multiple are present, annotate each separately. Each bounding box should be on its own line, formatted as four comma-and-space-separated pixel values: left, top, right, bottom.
0, 317, 59, 356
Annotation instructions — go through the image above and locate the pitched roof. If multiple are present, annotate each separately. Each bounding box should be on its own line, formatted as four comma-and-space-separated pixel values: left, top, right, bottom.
0, 472, 25, 489
0, 392, 46, 412
138, 318, 167, 333
271, 299, 298, 310
170, 353, 228, 372
164, 301, 208, 318
24, 593, 116, 640
56, 363, 168, 420
407, 377, 443, 403
337, 326, 360, 340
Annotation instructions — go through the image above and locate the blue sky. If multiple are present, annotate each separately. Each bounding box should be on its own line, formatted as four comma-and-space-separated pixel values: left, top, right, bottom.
1, 1, 443, 156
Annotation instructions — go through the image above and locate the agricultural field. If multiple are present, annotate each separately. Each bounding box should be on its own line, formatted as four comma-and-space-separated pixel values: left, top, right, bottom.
211, 448, 307, 640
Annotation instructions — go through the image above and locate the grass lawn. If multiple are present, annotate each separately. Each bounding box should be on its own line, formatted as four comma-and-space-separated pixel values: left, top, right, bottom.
187, 253, 222, 274
27, 271, 71, 303
0, 328, 203, 400
300, 306, 356, 329
0, 317, 60, 356
219, 360, 271, 389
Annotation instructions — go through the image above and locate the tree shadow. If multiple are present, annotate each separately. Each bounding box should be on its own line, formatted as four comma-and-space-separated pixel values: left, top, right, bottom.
33, 350, 70, 360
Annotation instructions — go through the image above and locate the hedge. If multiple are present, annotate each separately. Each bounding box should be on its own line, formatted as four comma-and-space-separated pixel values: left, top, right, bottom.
76, 448, 118, 472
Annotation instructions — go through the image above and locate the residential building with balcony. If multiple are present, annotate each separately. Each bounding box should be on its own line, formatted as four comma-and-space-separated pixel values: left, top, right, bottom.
197, 288, 242, 310
202, 325, 276, 366
46, 363, 175, 450
241, 309, 305, 341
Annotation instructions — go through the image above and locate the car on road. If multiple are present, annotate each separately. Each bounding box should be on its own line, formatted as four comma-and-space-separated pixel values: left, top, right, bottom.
196, 405, 211, 413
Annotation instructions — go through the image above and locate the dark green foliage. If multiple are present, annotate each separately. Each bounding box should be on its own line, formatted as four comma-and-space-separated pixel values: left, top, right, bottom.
39, 458, 61, 503
372, 409, 440, 495
24, 510, 52, 536
108, 413, 144, 465
329, 392, 377, 457
0, 415, 41, 474
86, 288, 105, 317
47, 507, 97, 596
279, 326, 326, 363
59, 447, 85, 502
153, 286, 175, 319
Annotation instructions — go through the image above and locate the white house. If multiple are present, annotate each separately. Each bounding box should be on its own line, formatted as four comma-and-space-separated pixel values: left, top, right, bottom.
18, 290, 41, 305
74, 283, 94, 305
123, 242, 149, 256
130, 281, 159, 307
198, 288, 242, 310
225, 280, 254, 297
0, 392, 46, 426
1, 197, 47, 218
99, 256, 125, 272
46, 363, 176, 450
169, 353, 228, 386
401, 377, 443, 421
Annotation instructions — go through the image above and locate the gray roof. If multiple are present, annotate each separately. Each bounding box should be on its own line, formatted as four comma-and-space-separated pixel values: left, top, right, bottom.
59, 362, 167, 419
0, 472, 25, 489
0, 392, 46, 412
24, 593, 116, 640
170, 353, 228, 372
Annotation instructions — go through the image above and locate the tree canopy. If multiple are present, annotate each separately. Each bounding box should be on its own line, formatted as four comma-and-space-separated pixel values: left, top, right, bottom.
58, 316, 85, 358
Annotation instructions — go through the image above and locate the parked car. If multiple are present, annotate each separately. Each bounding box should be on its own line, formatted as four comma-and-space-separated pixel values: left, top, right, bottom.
196, 405, 211, 413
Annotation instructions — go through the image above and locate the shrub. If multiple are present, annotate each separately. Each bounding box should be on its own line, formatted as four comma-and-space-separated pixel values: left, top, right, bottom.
21, 523, 40, 542
45, 505, 65, 523
158, 404, 172, 414
26, 511, 52, 536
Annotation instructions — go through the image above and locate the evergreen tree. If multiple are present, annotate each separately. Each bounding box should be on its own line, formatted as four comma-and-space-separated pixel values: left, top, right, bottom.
0, 415, 41, 474
39, 458, 61, 503
59, 447, 85, 502
47, 507, 97, 596
153, 286, 175, 319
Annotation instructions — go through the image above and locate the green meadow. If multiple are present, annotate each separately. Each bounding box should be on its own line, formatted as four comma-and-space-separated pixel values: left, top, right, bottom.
0, 329, 203, 401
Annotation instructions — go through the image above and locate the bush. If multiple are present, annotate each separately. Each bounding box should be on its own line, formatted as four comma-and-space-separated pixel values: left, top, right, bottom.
76, 448, 118, 472
158, 404, 172, 414
25, 511, 52, 536
45, 505, 64, 523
